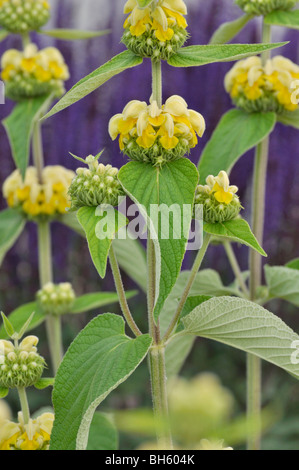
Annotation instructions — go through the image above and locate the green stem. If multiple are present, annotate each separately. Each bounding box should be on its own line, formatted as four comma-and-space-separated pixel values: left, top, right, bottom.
37, 221, 63, 374
21, 32, 30, 49
151, 59, 162, 107
17, 387, 30, 425
246, 18, 272, 451
109, 244, 142, 337
147, 236, 160, 343
163, 232, 211, 343
224, 241, 249, 298
32, 122, 44, 183
149, 345, 173, 450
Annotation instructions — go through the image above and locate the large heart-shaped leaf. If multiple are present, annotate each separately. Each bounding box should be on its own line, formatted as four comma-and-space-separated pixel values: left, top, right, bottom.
43, 50, 143, 120
167, 42, 287, 67
180, 297, 299, 378
70, 290, 136, 314
277, 109, 299, 130
50, 313, 152, 450
118, 159, 199, 322
265, 265, 299, 307
87, 412, 118, 451
198, 109, 276, 183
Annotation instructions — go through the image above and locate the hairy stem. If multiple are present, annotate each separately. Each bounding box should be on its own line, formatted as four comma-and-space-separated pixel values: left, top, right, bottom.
109, 244, 142, 337
149, 345, 173, 450
17, 387, 30, 425
163, 232, 211, 343
224, 241, 249, 298
246, 18, 272, 451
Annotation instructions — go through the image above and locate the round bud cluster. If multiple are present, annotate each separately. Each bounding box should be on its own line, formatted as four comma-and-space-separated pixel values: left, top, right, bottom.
235, 0, 296, 16
37, 282, 76, 316
1, 43, 69, 101
68, 155, 125, 210
0, 336, 45, 389
0, 0, 50, 34
194, 171, 241, 224
122, 0, 189, 60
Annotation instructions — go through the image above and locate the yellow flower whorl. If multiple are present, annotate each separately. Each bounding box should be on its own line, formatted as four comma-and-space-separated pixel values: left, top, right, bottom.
225, 55, 299, 113
109, 95, 205, 166
122, 0, 189, 60
0, 411, 54, 450
1, 44, 70, 101
0, 0, 50, 33
3, 165, 75, 220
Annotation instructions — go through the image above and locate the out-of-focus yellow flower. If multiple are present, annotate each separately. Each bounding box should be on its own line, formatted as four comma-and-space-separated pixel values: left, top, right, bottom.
0, 0, 50, 33
122, 0, 188, 60
225, 55, 299, 113
0, 412, 54, 451
236, 0, 296, 16
3, 166, 75, 220
109, 95, 205, 166
1, 43, 69, 101
196, 439, 233, 451
0, 400, 12, 423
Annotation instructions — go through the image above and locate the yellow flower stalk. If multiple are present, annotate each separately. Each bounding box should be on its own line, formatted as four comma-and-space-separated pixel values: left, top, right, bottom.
195, 171, 241, 223
109, 95, 205, 166
3, 165, 75, 220
225, 55, 299, 113
122, 0, 189, 60
1, 43, 69, 101
235, 0, 296, 16
0, 0, 50, 33
0, 412, 54, 450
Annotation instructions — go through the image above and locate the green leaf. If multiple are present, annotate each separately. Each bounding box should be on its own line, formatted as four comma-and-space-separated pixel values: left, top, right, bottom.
265, 9, 299, 30
70, 291, 136, 314
118, 159, 199, 322
265, 265, 299, 307
43, 50, 143, 120
1, 312, 15, 338
113, 236, 148, 292
0, 29, 9, 42
40, 28, 110, 40
77, 206, 127, 279
0, 302, 45, 340
277, 109, 299, 130
209, 13, 253, 45
286, 258, 299, 270
181, 296, 299, 378
87, 412, 118, 451
50, 313, 152, 450
3, 95, 53, 178
167, 42, 287, 67
198, 109, 276, 183
0, 209, 26, 266
204, 219, 266, 256
16, 311, 35, 340
0, 387, 9, 399
34, 378, 55, 390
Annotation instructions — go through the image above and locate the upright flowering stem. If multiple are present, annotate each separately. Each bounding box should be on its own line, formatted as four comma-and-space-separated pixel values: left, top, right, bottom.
33, 123, 62, 374
247, 19, 272, 451
17, 387, 30, 425
147, 58, 173, 449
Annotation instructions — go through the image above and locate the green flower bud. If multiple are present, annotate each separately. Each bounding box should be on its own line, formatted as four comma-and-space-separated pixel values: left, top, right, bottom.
36, 282, 75, 316
195, 171, 241, 224
0, 337, 45, 389
0, 0, 50, 34
236, 0, 296, 16
68, 154, 125, 210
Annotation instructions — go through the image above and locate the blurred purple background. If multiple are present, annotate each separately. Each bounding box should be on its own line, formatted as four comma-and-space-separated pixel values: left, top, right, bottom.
0, 0, 299, 319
